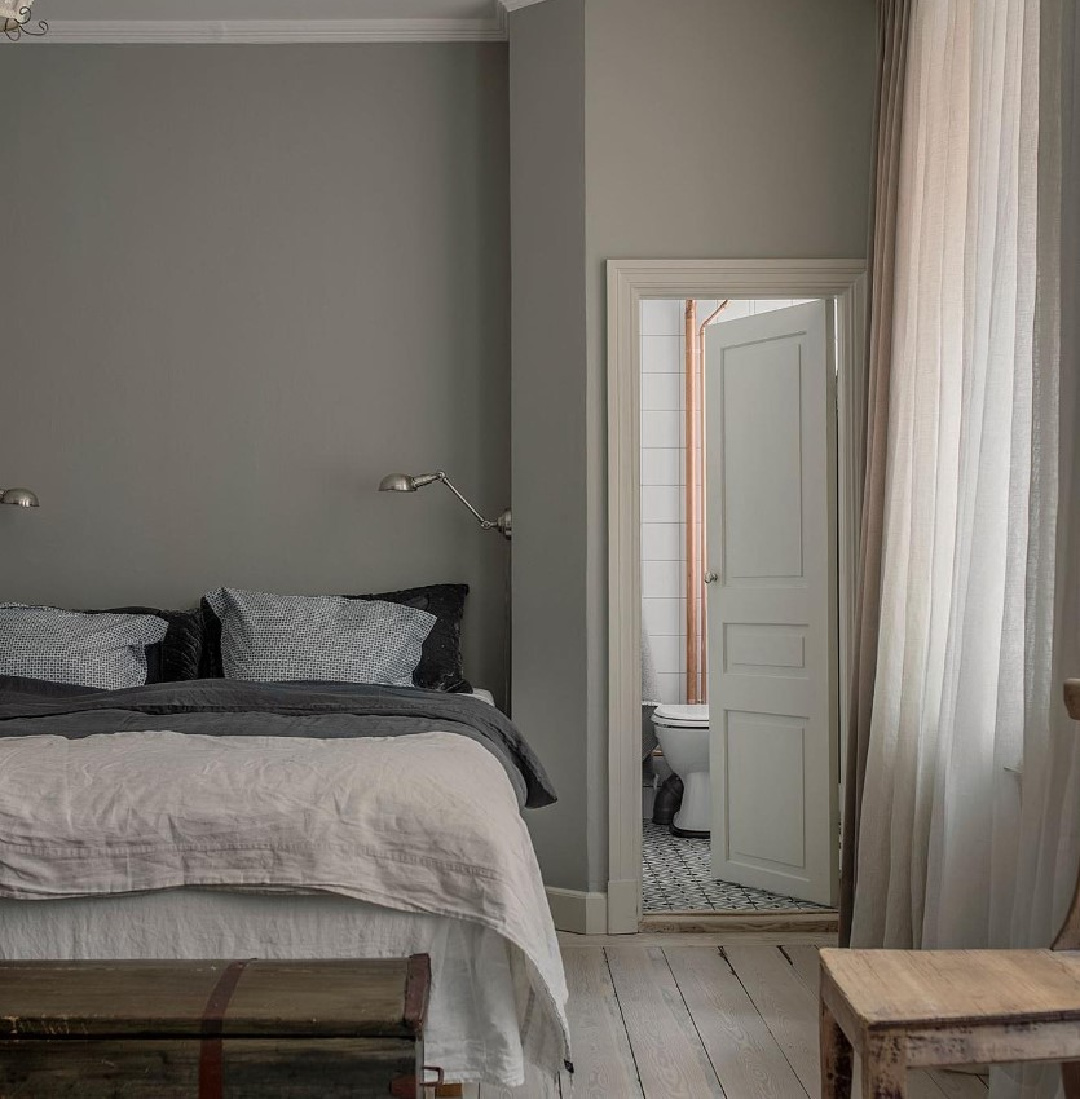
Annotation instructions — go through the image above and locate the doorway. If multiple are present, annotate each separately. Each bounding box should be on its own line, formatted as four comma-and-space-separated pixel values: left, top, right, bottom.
607, 260, 867, 933
642, 297, 835, 914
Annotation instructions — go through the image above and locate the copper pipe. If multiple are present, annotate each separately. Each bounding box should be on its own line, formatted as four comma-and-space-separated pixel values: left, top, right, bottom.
685, 300, 700, 703
694, 300, 730, 704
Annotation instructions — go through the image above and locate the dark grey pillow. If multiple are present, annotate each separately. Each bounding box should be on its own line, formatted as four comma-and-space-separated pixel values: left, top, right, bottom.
203, 587, 437, 686
0, 603, 168, 689
348, 584, 471, 693
97, 606, 203, 683
200, 583, 471, 692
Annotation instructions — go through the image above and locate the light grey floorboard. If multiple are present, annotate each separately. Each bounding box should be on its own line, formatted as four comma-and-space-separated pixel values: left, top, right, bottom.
781, 944, 822, 996
931, 1070, 990, 1099
666, 945, 807, 1099
468, 932, 855, 1098
559, 944, 644, 1098
724, 945, 822, 1099
606, 944, 725, 1099
852, 1059, 949, 1099
478, 1064, 561, 1099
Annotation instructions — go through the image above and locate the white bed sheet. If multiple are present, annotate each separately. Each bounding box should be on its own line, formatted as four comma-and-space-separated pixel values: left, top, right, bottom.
0, 890, 532, 1087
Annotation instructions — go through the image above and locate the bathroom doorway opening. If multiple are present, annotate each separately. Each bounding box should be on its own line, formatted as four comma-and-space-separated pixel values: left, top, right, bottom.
641, 297, 834, 915
606, 260, 867, 932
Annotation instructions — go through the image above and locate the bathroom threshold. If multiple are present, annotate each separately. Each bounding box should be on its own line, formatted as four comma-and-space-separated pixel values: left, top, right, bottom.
640, 910, 839, 935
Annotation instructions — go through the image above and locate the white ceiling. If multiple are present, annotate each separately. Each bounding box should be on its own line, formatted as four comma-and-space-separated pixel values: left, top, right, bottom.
18, 0, 552, 41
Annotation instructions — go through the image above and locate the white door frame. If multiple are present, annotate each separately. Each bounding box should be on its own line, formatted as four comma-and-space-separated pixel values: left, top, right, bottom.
606, 258, 868, 933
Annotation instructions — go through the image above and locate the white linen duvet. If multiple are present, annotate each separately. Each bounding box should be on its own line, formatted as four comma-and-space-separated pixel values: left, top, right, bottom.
0, 728, 570, 1087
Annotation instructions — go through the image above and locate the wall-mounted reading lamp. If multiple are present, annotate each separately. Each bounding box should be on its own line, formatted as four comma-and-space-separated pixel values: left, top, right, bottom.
0, 488, 39, 508
379, 472, 511, 540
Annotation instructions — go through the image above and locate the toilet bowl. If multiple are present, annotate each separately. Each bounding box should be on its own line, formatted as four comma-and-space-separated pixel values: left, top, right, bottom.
651, 704, 710, 837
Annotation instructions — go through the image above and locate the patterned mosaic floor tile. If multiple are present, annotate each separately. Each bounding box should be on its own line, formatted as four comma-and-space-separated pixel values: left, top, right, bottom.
642, 820, 830, 912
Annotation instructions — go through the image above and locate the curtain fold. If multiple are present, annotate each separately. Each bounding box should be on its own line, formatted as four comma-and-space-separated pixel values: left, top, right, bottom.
850, 0, 1046, 948
1006, 0, 1079, 955
994, 6, 1078, 1096
839, 0, 914, 947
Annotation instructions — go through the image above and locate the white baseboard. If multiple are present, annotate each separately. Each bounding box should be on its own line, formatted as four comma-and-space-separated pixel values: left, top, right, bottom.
545, 887, 609, 935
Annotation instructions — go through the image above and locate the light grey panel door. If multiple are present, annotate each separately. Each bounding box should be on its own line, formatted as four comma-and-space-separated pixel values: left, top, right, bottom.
705, 301, 838, 906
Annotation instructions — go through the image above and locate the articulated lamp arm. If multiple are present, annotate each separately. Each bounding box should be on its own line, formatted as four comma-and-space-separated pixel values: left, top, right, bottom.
378, 471, 511, 539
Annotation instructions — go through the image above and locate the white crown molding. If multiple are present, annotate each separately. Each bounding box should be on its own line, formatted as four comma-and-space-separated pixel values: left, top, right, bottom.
499, 0, 550, 10
6, 16, 509, 43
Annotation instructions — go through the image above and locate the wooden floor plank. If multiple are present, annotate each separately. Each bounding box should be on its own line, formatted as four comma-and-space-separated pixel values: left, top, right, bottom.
559, 931, 838, 949
665, 945, 806, 1099
642, 913, 838, 936
908, 1071, 949, 1099
852, 1059, 946, 1099
474, 933, 987, 1099
724, 945, 820, 1099
930, 1070, 989, 1099
781, 945, 821, 996
606, 945, 724, 1099
478, 1062, 561, 1099
559, 945, 643, 1099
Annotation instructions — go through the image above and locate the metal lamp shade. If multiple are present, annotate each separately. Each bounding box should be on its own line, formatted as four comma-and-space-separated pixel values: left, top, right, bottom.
0, 488, 40, 508
378, 474, 419, 493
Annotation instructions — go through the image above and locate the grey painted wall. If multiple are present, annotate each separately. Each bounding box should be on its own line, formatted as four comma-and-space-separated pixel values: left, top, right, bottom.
510, 0, 877, 893
508, 0, 590, 889
0, 45, 512, 701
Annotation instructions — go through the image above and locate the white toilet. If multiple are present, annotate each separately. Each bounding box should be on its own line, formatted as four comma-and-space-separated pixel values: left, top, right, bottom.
652, 704, 711, 837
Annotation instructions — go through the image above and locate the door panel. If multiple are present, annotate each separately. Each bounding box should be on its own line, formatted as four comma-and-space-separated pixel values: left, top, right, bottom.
720, 340, 805, 581
706, 300, 838, 906
726, 713, 806, 868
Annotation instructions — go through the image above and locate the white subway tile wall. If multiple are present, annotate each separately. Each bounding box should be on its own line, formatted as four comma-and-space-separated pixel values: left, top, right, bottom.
641, 335, 681, 373
642, 559, 684, 599
640, 298, 685, 336
640, 521, 682, 563
640, 373, 682, 412
640, 298, 815, 705
640, 448, 682, 487
640, 299, 689, 705
649, 634, 685, 675
640, 409, 684, 449
642, 597, 684, 639
640, 485, 683, 524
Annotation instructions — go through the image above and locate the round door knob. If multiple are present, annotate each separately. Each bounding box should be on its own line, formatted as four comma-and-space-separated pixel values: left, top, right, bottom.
705, 572, 719, 584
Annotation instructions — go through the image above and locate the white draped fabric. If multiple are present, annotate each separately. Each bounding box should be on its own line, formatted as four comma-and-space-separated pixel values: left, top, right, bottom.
995, 6, 1080, 1099
851, 0, 1078, 957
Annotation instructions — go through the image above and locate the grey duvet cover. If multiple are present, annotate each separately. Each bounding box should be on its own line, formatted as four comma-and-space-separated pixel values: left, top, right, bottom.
0, 676, 556, 810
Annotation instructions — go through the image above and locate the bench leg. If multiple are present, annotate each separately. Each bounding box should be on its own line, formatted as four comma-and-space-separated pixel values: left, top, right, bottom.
821, 1001, 854, 1099
861, 1035, 907, 1099
1062, 1062, 1080, 1099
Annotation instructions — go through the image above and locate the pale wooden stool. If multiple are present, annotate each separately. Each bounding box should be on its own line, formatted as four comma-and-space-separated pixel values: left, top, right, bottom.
820, 679, 1080, 1099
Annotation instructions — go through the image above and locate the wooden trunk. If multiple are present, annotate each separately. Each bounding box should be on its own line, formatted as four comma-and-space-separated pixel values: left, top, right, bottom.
0, 956, 431, 1099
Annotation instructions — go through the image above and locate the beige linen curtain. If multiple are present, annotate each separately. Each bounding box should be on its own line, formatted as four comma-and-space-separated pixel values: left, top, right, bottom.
847, 0, 1076, 959
839, 0, 913, 947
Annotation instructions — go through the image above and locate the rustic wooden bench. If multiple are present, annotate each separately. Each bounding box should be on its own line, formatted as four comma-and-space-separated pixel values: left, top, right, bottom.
820, 680, 1080, 1099
0, 955, 435, 1098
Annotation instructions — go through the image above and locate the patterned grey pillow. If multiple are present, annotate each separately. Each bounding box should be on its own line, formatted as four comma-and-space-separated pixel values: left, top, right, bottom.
204, 587, 437, 686
0, 603, 168, 689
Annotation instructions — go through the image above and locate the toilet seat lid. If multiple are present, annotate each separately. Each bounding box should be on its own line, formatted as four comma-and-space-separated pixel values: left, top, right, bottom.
653, 703, 710, 728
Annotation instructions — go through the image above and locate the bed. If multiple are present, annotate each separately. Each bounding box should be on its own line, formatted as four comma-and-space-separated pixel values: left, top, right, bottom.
0, 675, 571, 1089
